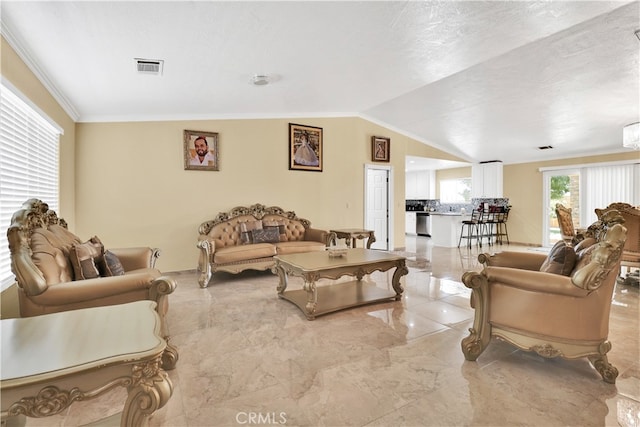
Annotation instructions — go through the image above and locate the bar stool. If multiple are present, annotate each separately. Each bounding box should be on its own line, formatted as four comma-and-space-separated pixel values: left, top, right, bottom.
478, 209, 495, 247
494, 208, 510, 244
458, 210, 482, 248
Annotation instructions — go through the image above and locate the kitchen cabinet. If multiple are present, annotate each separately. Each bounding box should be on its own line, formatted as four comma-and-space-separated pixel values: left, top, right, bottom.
472, 161, 503, 198
406, 170, 435, 199
405, 212, 417, 234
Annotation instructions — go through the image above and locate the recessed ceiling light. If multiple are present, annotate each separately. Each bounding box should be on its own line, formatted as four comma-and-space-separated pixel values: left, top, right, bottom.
251, 74, 270, 86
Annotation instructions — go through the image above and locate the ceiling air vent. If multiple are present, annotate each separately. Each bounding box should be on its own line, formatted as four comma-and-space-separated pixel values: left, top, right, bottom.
134, 58, 164, 75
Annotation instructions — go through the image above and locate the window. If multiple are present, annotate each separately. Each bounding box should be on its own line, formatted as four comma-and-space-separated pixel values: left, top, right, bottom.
440, 178, 472, 203
541, 161, 639, 246
0, 81, 62, 290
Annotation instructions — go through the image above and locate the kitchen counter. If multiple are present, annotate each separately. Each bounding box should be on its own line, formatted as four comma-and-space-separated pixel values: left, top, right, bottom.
429, 212, 466, 216
430, 212, 471, 247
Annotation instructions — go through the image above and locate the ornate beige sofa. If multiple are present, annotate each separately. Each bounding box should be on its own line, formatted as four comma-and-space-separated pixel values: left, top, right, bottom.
197, 204, 334, 287
461, 210, 627, 383
7, 199, 178, 369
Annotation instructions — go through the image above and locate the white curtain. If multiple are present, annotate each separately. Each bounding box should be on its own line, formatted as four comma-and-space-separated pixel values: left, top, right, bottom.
582, 164, 639, 225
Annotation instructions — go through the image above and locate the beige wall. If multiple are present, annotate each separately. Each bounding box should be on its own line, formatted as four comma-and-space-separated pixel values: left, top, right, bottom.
75, 118, 460, 272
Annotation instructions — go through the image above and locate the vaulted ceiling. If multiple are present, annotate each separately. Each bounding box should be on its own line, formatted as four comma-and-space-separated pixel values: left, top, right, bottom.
1, 1, 638, 165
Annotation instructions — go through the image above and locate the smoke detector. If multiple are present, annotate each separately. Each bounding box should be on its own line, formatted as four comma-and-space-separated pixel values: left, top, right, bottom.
251, 74, 270, 86
134, 58, 164, 75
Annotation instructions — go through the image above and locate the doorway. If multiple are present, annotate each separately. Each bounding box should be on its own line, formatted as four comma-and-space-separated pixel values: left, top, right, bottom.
364, 164, 392, 250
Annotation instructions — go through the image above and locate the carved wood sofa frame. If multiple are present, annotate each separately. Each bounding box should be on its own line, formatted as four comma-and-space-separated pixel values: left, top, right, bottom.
197, 204, 335, 287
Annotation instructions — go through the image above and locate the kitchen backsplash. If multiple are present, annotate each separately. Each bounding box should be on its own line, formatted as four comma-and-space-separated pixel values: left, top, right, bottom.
406, 198, 510, 212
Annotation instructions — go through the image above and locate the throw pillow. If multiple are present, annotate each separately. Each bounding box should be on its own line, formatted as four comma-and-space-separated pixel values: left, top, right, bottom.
69, 238, 104, 280
250, 227, 281, 243
98, 250, 125, 277
539, 240, 577, 276
263, 219, 287, 241
239, 220, 263, 244
574, 244, 597, 272
574, 237, 596, 253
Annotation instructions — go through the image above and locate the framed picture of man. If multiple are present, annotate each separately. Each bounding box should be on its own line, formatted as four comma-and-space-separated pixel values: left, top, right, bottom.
289, 123, 323, 172
184, 130, 219, 171
371, 136, 390, 162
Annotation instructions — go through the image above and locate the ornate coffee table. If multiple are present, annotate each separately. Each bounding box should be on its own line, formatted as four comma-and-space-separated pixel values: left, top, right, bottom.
274, 249, 408, 320
1, 301, 172, 426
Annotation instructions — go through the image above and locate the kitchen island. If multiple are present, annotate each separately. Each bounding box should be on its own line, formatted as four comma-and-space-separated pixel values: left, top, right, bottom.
429, 212, 471, 247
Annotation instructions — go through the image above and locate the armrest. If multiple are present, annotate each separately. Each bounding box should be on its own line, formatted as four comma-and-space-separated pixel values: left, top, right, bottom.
109, 247, 160, 270
479, 251, 547, 271
305, 228, 334, 246
484, 266, 589, 297
28, 269, 166, 306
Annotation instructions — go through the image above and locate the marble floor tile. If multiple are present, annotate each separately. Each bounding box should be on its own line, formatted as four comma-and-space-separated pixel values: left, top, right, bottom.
18, 236, 640, 426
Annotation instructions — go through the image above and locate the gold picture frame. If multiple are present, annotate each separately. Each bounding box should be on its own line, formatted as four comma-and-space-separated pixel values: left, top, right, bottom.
372, 136, 390, 162
289, 123, 323, 172
184, 130, 219, 171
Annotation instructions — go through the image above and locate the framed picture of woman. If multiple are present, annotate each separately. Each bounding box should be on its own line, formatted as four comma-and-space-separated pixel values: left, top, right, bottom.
372, 136, 390, 162
289, 123, 322, 172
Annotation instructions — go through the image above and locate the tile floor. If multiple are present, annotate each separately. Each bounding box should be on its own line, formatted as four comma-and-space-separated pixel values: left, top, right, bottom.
18, 237, 640, 426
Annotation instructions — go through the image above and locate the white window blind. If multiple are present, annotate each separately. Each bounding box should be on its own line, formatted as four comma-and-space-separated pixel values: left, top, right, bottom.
0, 83, 61, 290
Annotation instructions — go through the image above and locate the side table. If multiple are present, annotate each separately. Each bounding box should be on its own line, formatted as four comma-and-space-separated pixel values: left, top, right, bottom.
1, 301, 172, 427
330, 228, 376, 249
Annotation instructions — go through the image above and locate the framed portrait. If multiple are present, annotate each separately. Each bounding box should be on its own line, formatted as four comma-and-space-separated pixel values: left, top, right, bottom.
371, 136, 390, 162
289, 123, 323, 172
184, 130, 219, 171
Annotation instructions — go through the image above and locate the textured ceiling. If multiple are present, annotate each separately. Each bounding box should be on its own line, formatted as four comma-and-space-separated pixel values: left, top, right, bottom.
1, 1, 638, 165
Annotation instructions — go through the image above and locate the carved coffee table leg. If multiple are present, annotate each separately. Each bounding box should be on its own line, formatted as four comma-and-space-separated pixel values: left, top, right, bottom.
366, 232, 376, 249
274, 264, 288, 295
122, 357, 173, 427
391, 261, 408, 298
302, 278, 317, 320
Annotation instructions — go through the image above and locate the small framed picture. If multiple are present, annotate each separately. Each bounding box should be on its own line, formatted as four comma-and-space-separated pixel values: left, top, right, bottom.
289, 123, 323, 172
372, 136, 390, 162
184, 130, 219, 171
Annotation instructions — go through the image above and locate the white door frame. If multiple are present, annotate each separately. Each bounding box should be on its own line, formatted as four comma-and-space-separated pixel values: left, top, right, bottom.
364, 163, 394, 250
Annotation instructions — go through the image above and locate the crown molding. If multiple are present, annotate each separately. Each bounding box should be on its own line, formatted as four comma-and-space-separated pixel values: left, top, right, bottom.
1, 21, 80, 121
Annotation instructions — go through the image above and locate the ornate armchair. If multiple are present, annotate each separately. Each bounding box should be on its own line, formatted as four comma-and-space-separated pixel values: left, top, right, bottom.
595, 202, 639, 286
461, 210, 627, 383
7, 199, 179, 369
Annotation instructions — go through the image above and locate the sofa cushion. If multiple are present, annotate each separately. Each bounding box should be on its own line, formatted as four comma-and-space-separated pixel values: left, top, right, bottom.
98, 250, 126, 277
540, 240, 576, 276
214, 243, 277, 264
239, 220, 263, 244
69, 238, 104, 280
275, 241, 326, 255
251, 228, 280, 243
